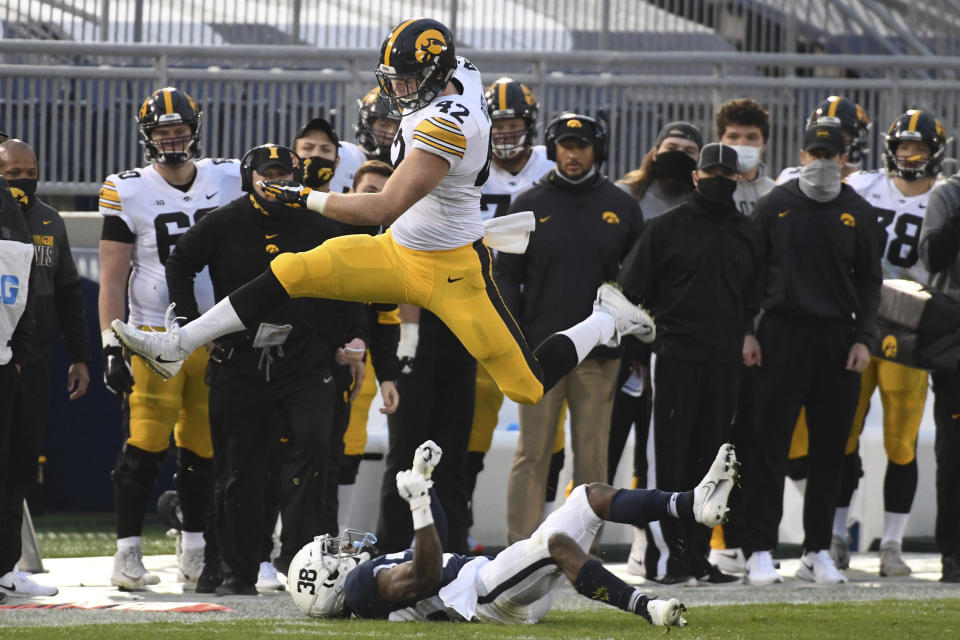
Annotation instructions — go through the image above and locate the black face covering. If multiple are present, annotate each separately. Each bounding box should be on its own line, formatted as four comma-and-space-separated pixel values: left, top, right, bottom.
7, 178, 37, 210
696, 176, 738, 206
302, 156, 337, 189
650, 150, 697, 181
251, 193, 295, 218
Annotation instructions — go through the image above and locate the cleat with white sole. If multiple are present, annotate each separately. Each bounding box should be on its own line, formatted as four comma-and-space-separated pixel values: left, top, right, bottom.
796, 550, 848, 584
111, 546, 161, 590
709, 547, 746, 574
830, 534, 850, 570
0, 570, 58, 597
594, 283, 656, 346
256, 561, 285, 591
879, 540, 912, 577
744, 550, 783, 585
647, 597, 687, 627
111, 303, 189, 379
693, 443, 739, 527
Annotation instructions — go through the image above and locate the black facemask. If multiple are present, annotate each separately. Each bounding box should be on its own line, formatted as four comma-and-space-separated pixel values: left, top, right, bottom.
696, 176, 738, 206
650, 150, 697, 182
7, 178, 37, 210
302, 156, 337, 189
251, 193, 295, 218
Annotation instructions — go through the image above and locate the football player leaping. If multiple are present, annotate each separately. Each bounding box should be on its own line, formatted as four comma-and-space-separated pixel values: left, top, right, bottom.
98, 87, 242, 589
110, 18, 654, 411
286, 440, 737, 624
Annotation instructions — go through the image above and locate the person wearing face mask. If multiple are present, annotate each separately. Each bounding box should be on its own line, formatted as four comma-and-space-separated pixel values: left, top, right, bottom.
715, 99, 776, 217
777, 96, 871, 185
0, 140, 90, 600
611, 121, 703, 575
618, 122, 702, 220
617, 143, 761, 585
740, 125, 881, 586
496, 113, 644, 545
164, 143, 368, 595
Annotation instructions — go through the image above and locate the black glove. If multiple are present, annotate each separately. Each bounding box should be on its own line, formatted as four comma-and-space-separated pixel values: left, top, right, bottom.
258, 179, 312, 208
102, 344, 134, 394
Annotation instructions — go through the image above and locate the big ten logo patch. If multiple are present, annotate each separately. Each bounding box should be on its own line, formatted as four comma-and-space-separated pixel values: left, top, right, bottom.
32, 234, 54, 267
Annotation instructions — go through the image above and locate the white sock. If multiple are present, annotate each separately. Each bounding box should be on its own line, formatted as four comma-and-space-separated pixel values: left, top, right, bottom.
178, 297, 246, 353
793, 477, 807, 495
559, 312, 615, 362
833, 507, 849, 538
117, 536, 142, 551
881, 512, 910, 546
181, 531, 205, 551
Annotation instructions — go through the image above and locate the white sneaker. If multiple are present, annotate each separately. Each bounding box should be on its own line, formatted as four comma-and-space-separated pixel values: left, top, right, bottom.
111, 546, 161, 590
256, 561, 285, 591
709, 547, 746, 573
626, 526, 646, 576
179, 546, 205, 584
692, 443, 739, 527
594, 283, 656, 346
0, 570, 58, 597
646, 597, 687, 627
111, 304, 189, 379
796, 550, 848, 584
744, 550, 784, 585
879, 540, 912, 577
830, 534, 850, 570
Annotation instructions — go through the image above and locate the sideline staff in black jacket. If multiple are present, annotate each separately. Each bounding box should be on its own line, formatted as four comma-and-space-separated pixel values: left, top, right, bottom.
166, 144, 367, 595
618, 143, 761, 585
741, 125, 882, 585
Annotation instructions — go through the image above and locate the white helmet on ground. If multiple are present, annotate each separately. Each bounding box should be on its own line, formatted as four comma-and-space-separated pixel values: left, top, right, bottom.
287, 529, 377, 618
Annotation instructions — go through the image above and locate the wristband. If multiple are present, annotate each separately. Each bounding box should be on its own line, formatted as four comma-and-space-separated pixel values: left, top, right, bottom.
306, 190, 330, 214
102, 328, 121, 349
408, 494, 434, 530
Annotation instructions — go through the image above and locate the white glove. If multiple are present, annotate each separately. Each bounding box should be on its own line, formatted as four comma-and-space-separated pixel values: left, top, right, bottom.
413, 440, 442, 480
396, 469, 433, 530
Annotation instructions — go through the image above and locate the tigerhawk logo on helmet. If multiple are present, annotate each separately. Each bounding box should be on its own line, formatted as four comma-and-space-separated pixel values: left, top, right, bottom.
376, 18, 458, 114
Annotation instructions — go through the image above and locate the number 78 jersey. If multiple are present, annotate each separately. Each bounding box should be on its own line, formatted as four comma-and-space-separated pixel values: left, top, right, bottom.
389, 56, 491, 251
98, 158, 242, 327
846, 169, 940, 283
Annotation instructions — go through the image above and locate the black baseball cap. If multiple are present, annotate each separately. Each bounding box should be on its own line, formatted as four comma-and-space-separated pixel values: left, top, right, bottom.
553, 114, 599, 145
248, 144, 299, 175
803, 125, 845, 156
295, 116, 340, 147
656, 121, 703, 149
698, 142, 739, 173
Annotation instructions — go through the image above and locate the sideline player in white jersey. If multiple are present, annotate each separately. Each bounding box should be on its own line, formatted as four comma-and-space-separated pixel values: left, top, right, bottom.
286, 440, 738, 625
826, 109, 947, 576
98, 87, 242, 589
326, 88, 402, 195
111, 18, 653, 421
776, 96, 870, 185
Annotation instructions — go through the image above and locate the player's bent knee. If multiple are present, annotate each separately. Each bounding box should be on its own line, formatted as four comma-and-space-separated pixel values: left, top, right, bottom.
112, 444, 166, 490
271, 248, 333, 299
547, 531, 578, 557
886, 441, 917, 466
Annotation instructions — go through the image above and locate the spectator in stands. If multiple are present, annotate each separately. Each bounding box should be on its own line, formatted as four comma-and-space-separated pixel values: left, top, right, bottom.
742, 125, 881, 586
618, 143, 761, 585
918, 167, 960, 583
498, 113, 643, 544
715, 98, 776, 217
0, 175, 40, 600
611, 122, 704, 574
0, 141, 90, 599
165, 144, 367, 595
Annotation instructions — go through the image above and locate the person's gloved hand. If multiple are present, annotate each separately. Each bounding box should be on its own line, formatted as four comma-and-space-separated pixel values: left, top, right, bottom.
102, 329, 134, 394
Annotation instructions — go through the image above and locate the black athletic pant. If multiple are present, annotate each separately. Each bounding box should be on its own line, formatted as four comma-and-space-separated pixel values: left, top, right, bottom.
650, 356, 739, 577
931, 371, 960, 564
718, 364, 755, 551
607, 358, 651, 486
319, 366, 353, 537
0, 359, 51, 574
208, 366, 334, 586
377, 326, 476, 555
744, 314, 860, 555
0, 361, 24, 574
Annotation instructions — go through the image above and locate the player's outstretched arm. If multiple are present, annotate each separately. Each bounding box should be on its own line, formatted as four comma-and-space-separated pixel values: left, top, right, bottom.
260, 148, 449, 227
375, 469, 444, 603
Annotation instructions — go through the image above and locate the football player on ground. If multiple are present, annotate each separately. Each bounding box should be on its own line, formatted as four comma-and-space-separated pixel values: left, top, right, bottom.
111, 19, 655, 419
776, 96, 870, 184
824, 110, 946, 575
98, 87, 242, 589
287, 440, 738, 625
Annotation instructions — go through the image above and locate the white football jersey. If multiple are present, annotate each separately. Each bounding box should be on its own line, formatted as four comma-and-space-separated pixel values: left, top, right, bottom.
389, 56, 490, 251
331, 141, 369, 194
99, 158, 243, 327
480, 145, 554, 220
846, 169, 940, 282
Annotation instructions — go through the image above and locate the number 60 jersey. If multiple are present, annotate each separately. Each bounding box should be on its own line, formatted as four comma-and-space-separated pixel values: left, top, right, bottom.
846, 169, 941, 283
98, 158, 242, 327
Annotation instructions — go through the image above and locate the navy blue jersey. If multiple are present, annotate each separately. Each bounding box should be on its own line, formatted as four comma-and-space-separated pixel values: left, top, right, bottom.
344, 549, 472, 620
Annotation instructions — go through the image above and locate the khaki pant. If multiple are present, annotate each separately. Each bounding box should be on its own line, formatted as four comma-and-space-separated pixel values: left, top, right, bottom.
506, 358, 619, 543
